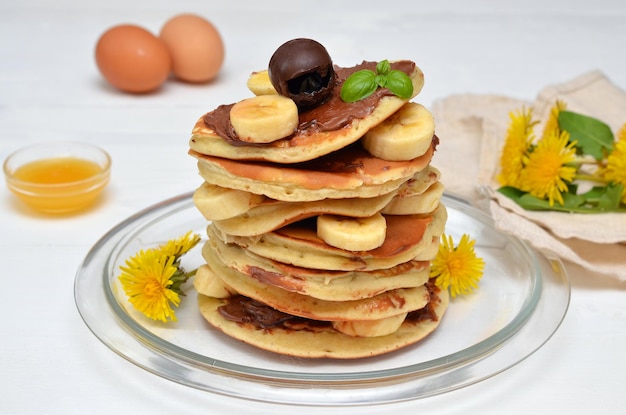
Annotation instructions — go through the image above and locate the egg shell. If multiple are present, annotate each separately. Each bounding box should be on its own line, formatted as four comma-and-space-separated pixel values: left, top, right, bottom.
95, 24, 171, 93
159, 14, 225, 83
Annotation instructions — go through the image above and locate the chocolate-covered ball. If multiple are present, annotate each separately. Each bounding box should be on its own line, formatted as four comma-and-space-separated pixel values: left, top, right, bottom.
268, 38, 336, 109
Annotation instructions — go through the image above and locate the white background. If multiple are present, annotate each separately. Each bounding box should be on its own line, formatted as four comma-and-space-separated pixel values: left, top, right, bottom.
1, 1, 625, 414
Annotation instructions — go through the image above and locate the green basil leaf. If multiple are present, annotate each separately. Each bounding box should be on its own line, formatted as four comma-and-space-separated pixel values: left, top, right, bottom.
341, 60, 414, 102
340, 70, 377, 103
376, 59, 391, 75
374, 74, 387, 88
559, 110, 614, 160
385, 70, 414, 99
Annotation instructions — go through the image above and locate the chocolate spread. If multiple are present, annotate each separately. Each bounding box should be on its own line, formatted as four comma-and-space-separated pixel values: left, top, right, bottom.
218, 279, 440, 332
202, 61, 417, 146
218, 295, 331, 331
406, 279, 441, 323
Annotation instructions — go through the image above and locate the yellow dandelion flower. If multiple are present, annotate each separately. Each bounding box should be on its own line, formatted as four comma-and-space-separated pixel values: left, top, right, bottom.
498, 108, 536, 187
603, 138, 626, 204
541, 99, 567, 139
158, 231, 201, 259
119, 249, 181, 322
519, 130, 577, 206
431, 234, 485, 298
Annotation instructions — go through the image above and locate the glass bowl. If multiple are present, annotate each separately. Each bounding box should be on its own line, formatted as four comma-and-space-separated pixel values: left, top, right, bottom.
3, 141, 111, 214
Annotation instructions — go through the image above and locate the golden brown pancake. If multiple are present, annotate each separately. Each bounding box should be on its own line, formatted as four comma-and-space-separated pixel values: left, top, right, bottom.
196, 280, 448, 359
208, 203, 447, 271
190, 139, 437, 202
201, 237, 431, 301
382, 179, 445, 216
201, 244, 430, 321
189, 62, 425, 164
207, 167, 440, 237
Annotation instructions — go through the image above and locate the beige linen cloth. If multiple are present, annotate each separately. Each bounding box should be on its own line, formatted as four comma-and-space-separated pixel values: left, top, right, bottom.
431, 71, 626, 281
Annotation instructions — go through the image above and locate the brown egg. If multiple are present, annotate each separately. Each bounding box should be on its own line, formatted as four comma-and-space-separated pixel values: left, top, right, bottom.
95, 24, 171, 93
159, 14, 225, 83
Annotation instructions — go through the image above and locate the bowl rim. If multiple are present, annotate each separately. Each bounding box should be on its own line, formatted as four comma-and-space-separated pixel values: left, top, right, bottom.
3, 141, 112, 190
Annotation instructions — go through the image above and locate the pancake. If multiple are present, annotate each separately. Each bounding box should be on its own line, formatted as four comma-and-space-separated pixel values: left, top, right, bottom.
202, 236, 431, 301
210, 186, 397, 236
382, 178, 445, 216
189, 61, 425, 164
196, 280, 449, 359
200, 244, 430, 321
208, 167, 440, 237
209, 203, 447, 271
191, 138, 437, 202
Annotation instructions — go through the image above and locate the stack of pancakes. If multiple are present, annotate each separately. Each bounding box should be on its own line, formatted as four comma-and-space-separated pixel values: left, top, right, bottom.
188, 59, 449, 359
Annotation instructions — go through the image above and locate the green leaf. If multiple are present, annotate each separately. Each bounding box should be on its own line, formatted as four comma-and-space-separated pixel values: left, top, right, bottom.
597, 182, 624, 211
340, 70, 377, 102
558, 110, 614, 160
340, 59, 414, 102
376, 59, 391, 75
498, 185, 626, 213
580, 186, 608, 204
375, 74, 387, 88
497, 186, 529, 205
385, 70, 414, 99
561, 192, 586, 209
516, 193, 556, 210
500, 189, 577, 212
497, 186, 573, 212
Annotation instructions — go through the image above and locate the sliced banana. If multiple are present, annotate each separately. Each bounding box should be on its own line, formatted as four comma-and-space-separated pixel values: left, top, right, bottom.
362, 102, 435, 161
193, 182, 265, 221
246, 70, 277, 95
316, 212, 387, 252
193, 264, 233, 298
332, 313, 407, 337
229, 95, 298, 144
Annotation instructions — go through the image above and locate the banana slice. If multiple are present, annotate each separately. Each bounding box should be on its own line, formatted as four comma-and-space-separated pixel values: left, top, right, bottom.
193, 182, 266, 220
362, 102, 435, 161
332, 313, 407, 337
246, 70, 277, 95
193, 264, 233, 298
316, 212, 387, 252
229, 95, 298, 144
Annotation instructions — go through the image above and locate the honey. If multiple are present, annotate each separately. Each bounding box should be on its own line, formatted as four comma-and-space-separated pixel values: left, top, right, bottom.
9, 157, 109, 213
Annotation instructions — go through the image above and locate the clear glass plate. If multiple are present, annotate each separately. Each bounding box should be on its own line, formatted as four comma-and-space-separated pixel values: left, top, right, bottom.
74, 192, 570, 406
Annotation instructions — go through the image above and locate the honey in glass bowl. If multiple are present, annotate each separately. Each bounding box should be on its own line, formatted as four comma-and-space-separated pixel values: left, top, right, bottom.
4, 141, 111, 214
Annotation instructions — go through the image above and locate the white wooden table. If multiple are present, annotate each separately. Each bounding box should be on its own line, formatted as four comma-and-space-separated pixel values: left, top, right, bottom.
2, 1, 625, 413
